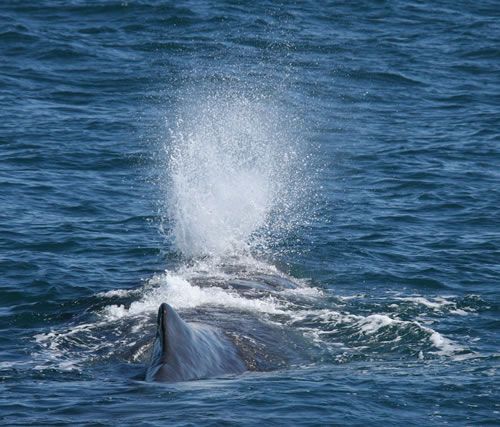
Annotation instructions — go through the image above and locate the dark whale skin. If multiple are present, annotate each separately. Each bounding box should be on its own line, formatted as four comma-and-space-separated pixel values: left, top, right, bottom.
146, 303, 245, 382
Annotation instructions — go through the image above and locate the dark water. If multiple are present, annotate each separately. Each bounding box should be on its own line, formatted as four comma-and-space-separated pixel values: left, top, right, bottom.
1, 0, 499, 425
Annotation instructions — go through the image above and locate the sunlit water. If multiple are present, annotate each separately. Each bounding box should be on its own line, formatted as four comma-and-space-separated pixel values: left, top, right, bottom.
1, 1, 499, 425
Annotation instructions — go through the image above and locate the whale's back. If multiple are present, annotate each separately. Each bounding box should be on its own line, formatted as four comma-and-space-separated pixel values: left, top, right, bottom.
146, 303, 245, 382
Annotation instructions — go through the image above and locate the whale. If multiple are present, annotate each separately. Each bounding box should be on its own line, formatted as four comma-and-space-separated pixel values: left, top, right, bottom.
146, 303, 246, 382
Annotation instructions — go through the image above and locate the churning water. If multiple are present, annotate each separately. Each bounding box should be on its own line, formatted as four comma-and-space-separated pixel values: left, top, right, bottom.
1, 1, 499, 425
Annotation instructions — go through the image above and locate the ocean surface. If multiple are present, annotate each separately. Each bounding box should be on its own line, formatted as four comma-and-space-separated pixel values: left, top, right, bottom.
1, 0, 499, 425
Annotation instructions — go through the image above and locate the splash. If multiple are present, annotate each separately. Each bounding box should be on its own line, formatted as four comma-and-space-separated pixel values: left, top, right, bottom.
162, 86, 309, 258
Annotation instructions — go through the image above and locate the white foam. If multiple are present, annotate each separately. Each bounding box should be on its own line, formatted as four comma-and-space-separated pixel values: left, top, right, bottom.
285, 308, 359, 330
357, 314, 400, 334
449, 309, 469, 316
283, 286, 323, 299
429, 331, 467, 357
396, 296, 455, 310
101, 272, 289, 321
97, 289, 134, 298
417, 322, 474, 360
294, 308, 472, 360
97, 289, 132, 298
337, 294, 366, 301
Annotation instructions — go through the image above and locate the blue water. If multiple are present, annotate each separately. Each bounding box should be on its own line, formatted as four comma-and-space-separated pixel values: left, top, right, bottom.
1, 0, 499, 425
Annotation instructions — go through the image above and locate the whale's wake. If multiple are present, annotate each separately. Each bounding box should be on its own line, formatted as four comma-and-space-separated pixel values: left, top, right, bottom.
32, 263, 476, 377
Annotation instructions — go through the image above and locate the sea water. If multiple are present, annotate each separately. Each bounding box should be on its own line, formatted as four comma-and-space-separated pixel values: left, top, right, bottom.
0, 1, 499, 425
